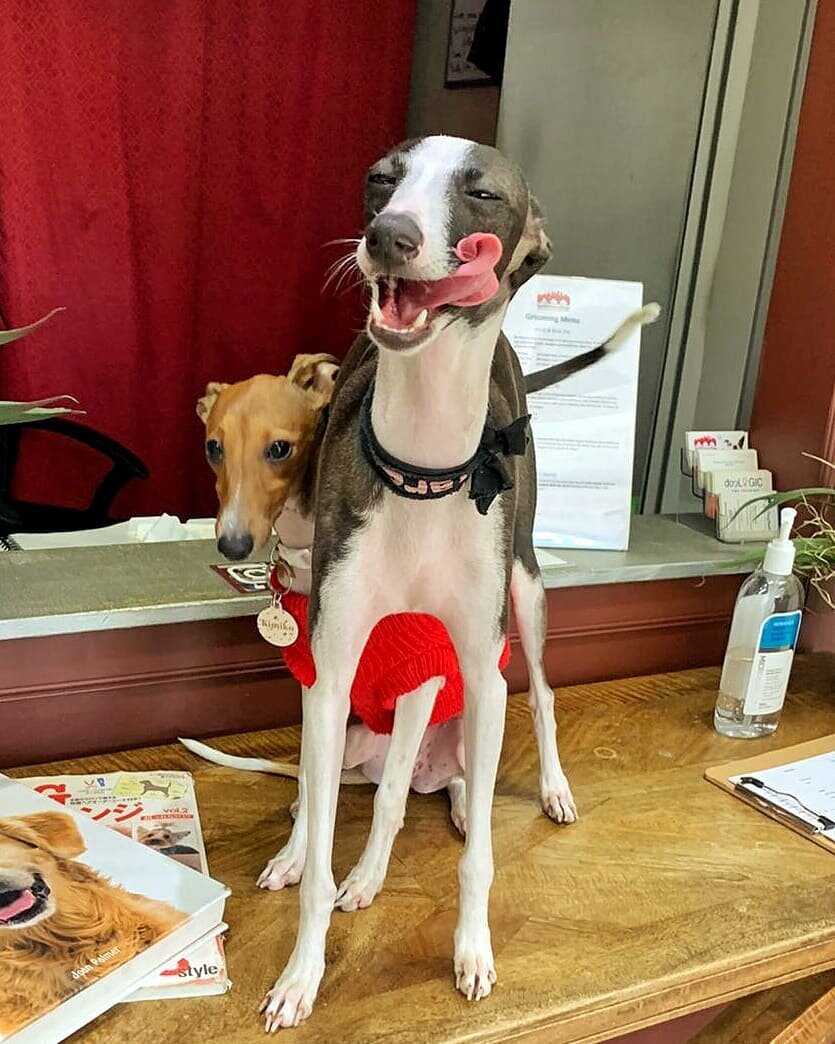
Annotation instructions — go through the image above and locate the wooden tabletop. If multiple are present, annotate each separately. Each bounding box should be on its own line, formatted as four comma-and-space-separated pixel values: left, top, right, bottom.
9, 656, 835, 1044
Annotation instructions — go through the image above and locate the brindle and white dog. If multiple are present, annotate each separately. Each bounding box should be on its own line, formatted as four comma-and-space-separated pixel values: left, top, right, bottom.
262, 135, 659, 1030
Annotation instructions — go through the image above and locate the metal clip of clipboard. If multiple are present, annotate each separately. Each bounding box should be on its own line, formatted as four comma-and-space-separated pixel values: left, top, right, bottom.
734, 776, 835, 836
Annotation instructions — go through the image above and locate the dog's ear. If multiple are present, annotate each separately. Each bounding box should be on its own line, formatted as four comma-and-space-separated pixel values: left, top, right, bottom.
0, 812, 86, 859
508, 195, 552, 294
287, 353, 340, 399
196, 381, 229, 424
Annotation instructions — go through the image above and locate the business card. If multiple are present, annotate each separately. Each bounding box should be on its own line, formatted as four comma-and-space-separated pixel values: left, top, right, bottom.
692, 448, 758, 495
683, 430, 748, 474
704, 469, 773, 519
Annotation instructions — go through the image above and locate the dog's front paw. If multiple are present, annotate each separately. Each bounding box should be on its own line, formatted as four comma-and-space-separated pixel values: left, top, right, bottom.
454, 929, 496, 1001
541, 773, 577, 824
257, 844, 305, 891
260, 959, 324, 1032
335, 864, 383, 911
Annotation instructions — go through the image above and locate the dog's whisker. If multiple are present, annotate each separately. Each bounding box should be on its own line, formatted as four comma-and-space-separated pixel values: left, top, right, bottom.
333, 264, 363, 292
322, 268, 357, 295
323, 252, 357, 280
333, 275, 365, 296
331, 255, 359, 279
323, 252, 361, 294
322, 266, 352, 291
323, 250, 359, 277
322, 236, 362, 248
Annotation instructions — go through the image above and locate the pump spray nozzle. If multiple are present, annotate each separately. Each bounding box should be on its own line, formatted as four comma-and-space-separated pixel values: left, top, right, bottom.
777, 506, 797, 542
763, 505, 797, 575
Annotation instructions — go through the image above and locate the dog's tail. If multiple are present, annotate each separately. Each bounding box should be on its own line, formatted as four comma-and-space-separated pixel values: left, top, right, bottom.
524, 302, 661, 395
179, 737, 301, 777
178, 737, 368, 785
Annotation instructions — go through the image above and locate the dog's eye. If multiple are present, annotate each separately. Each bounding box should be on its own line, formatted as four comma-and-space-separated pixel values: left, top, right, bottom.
467, 189, 503, 201
368, 172, 397, 187
205, 439, 223, 465
265, 440, 292, 463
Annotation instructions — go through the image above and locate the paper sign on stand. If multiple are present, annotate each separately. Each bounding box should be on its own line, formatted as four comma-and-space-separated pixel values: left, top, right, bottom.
503, 275, 644, 550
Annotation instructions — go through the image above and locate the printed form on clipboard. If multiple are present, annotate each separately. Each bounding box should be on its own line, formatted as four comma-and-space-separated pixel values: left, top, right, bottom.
503, 275, 644, 550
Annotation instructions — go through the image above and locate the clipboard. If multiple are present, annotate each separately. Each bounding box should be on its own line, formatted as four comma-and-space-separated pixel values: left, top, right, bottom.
705, 734, 835, 856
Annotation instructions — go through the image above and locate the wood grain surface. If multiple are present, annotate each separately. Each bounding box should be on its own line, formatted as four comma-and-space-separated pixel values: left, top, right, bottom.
7, 656, 834, 1043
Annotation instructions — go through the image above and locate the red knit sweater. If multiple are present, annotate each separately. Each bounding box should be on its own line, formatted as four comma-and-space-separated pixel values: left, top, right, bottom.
281, 591, 511, 735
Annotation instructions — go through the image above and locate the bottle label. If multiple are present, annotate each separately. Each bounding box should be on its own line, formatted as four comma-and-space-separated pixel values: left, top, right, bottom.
742, 610, 803, 716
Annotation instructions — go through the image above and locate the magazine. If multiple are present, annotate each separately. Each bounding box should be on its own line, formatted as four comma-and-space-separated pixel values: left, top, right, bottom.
0, 775, 228, 1044
19, 770, 230, 1000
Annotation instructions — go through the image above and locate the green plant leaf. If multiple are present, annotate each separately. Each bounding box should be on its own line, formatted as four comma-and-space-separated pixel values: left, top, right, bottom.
730, 487, 835, 522
0, 397, 83, 426
0, 307, 65, 346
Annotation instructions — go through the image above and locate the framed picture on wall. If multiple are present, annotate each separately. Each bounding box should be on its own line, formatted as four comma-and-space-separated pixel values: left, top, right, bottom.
445, 0, 492, 87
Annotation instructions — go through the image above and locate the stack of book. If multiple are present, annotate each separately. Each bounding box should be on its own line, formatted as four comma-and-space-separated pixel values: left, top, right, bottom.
0, 770, 230, 1043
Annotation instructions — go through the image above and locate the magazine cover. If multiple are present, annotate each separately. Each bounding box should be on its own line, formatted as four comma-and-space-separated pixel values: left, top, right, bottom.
0, 775, 228, 1044
19, 771, 230, 1000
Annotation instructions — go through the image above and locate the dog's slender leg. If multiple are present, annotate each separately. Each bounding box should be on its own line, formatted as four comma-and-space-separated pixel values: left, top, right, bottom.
446, 776, 467, 836
336, 675, 442, 911
257, 760, 309, 891
261, 580, 374, 1031
445, 612, 507, 1002
510, 561, 577, 823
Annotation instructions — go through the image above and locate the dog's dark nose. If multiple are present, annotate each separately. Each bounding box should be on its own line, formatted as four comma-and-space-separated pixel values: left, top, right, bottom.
218, 532, 254, 560
365, 212, 423, 265
31, 875, 50, 900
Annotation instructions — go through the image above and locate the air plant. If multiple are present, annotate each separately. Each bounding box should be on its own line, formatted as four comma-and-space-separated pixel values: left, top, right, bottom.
0, 308, 82, 425
740, 454, 835, 609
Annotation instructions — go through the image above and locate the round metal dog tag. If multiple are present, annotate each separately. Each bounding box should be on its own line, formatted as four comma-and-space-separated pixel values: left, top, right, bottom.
257, 604, 299, 647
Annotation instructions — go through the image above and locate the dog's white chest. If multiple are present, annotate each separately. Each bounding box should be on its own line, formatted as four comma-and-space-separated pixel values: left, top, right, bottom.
357, 491, 504, 614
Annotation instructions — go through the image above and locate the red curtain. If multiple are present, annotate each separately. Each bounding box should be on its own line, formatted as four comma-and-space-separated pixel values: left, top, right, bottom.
0, 1, 415, 519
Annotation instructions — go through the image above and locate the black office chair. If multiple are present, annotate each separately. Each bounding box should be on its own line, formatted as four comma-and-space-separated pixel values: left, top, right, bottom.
0, 417, 149, 539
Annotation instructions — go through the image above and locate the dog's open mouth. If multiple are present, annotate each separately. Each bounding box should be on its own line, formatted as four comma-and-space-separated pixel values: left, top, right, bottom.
367, 232, 503, 351
0, 873, 51, 926
370, 277, 439, 348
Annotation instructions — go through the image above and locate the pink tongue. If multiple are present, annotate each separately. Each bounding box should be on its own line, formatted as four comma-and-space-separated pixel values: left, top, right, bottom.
0, 889, 35, 922
396, 233, 503, 324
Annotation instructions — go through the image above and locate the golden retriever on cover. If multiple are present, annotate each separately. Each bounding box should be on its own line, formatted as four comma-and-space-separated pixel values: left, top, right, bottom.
0, 811, 185, 1037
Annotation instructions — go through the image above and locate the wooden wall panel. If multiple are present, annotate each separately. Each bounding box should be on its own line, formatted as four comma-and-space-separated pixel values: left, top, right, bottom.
0, 574, 742, 767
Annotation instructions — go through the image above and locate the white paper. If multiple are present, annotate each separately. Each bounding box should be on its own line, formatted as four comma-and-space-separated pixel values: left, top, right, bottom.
534, 547, 569, 569
11, 516, 216, 549
503, 275, 643, 549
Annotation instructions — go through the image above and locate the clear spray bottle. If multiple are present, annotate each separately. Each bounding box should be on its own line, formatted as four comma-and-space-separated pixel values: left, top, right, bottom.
714, 507, 805, 738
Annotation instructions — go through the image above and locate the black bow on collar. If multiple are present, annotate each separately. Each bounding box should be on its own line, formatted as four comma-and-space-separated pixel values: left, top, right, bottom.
469, 413, 530, 515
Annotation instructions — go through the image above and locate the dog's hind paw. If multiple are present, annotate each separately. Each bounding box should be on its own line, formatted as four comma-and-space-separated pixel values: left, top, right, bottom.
454, 933, 496, 1001
257, 847, 305, 891
335, 865, 383, 911
260, 964, 322, 1032
541, 773, 578, 824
